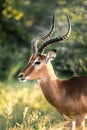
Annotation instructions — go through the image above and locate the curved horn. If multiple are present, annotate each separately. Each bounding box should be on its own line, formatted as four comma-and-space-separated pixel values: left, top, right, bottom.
38, 14, 71, 55
31, 12, 55, 53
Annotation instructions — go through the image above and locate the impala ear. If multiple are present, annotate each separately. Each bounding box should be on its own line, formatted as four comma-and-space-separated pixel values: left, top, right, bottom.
46, 49, 56, 61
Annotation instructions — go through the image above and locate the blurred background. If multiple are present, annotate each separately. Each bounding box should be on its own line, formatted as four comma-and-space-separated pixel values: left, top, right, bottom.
0, 0, 87, 129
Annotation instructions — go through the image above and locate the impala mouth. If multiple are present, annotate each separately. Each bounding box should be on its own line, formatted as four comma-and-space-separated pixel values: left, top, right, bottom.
18, 73, 27, 82
18, 77, 27, 82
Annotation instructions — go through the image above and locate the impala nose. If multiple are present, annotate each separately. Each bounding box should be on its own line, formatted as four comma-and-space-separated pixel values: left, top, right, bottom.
18, 73, 27, 82
18, 73, 24, 78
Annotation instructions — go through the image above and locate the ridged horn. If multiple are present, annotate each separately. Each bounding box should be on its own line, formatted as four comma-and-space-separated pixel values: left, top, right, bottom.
31, 12, 55, 53
38, 14, 71, 55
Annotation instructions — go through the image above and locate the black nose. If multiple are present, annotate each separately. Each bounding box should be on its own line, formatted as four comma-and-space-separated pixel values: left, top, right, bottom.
18, 73, 27, 82
18, 73, 24, 78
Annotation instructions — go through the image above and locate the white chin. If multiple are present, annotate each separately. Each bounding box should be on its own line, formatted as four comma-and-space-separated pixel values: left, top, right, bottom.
19, 78, 27, 83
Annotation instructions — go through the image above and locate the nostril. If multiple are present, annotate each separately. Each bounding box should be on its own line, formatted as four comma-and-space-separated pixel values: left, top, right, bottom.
18, 73, 24, 78
18, 73, 27, 82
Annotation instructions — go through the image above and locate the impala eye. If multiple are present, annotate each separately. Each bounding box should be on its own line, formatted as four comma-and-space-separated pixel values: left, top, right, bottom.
34, 61, 41, 65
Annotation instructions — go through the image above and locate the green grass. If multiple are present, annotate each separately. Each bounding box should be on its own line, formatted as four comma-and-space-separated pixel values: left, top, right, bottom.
0, 81, 87, 130
0, 81, 65, 130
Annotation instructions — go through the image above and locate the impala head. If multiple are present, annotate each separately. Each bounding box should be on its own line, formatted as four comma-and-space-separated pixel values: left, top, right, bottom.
18, 13, 71, 82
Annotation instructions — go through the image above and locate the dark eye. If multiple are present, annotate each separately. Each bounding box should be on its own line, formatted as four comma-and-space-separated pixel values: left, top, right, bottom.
34, 61, 41, 65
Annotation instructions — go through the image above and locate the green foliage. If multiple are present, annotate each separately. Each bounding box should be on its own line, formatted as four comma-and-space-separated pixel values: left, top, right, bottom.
0, 0, 87, 80
2, 0, 24, 20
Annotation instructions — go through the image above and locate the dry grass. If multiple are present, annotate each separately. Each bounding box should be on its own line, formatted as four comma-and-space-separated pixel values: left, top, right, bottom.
0, 81, 87, 130
0, 81, 64, 130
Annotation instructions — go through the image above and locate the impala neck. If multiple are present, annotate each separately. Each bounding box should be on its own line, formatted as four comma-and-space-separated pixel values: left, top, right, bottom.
40, 61, 57, 82
39, 61, 61, 108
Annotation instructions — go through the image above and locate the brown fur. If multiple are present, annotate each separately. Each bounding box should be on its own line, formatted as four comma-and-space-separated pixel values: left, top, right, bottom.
18, 54, 87, 130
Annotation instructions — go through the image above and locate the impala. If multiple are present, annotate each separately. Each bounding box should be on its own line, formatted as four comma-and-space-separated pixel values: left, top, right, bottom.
18, 13, 87, 130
